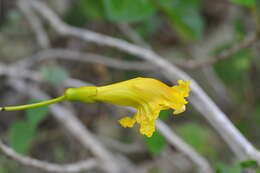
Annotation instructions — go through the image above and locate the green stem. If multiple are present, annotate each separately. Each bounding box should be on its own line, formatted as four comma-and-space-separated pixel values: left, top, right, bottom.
0, 95, 66, 111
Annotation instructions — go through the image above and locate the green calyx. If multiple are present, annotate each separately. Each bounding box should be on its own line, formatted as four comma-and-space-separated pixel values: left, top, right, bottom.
64, 86, 98, 103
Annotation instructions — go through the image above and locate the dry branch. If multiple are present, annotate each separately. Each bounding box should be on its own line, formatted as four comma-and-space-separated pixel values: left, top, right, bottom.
0, 139, 97, 173
18, 0, 50, 49
17, 48, 154, 71
156, 120, 213, 173
180, 33, 259, 69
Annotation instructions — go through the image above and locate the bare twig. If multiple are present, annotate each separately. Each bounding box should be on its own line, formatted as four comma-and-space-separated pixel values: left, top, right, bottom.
156, 120, 213, 173
180, 33, 259, 69
117, 23, 149, 48
98, 135, 144, 154
29, 0, 260, 163
17, 48, 155, 71
0, 63, 92, 88
18, 0, 50, 49
0, 139, 97, 173
188, 24, 237, 107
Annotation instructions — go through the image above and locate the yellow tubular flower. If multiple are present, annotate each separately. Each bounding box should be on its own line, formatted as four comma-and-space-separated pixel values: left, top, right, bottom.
65, 77, 190, 137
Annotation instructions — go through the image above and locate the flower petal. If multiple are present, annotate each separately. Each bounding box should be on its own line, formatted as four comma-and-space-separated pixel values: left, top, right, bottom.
172, 80, 190, 97
173, 105, 186, 115
118, 116, 136, 128
139, 119, 155, 137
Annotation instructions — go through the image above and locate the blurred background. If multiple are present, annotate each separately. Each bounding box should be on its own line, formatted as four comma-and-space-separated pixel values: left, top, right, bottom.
0, 0, 259, 172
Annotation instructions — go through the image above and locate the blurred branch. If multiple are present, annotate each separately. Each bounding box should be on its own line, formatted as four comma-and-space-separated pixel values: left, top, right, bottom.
188, 23, 237, 107
156, 120, 213, 173
117, 23, 149, 48
182, 6, 259, 69
28, 0, 260, 163
17, 48, 155, 71
0, 63, 91, 88
118, 24, 259, 70
18, 0, 50, 49
98, 135, 144, 154
180, 32, 259, 69
0, 139, 97, 173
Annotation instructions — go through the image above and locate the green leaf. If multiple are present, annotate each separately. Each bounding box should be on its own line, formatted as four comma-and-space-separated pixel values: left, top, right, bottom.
41, 65, 68, 85
214, 48, 252, 84
144, 131, 166, 154
134, 14, 161, 39
157, 0, 204, 40
0, 167, 7, 173
216, 162, 242, 173
78, 0, 105, 20
103, 0, 155, 22
175, 123, 215, 156
65, 3, 89, 27
53, 146, 67, 162
255, 104, 260, 125
240, 160, 258, 168
26, 99, 49, 129
159, 109, 171, 120
6, 10, 21, 26
228, 0, 256, 7
9, 121, 35, 154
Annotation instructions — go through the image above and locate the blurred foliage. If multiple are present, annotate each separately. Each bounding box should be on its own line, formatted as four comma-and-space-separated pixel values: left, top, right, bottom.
104, 0, 155, 22
65, 0, 204, 41
255, 104, 260, 126
144, 131, 166, 154
216, 160, 260, 173
240, 159, 258, 168
158, 109, 171, 121
149, 168, 162, 173
40, 65, 69, 85
216, 162, 242, 173
26, 100, 49, 129
9, 120, 35, 154
213, 48, 252, 85
0, 157, 19, 173
213, 19, 253, 104
228, 0, 256, 7
9, 99, 49, 154
78, 0, 105, 20
175, 123, 217, 157
156, 0, 204, 40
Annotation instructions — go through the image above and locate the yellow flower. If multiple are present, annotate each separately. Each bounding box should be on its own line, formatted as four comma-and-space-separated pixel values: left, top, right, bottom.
65, 77, 190, 137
